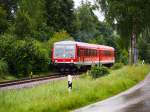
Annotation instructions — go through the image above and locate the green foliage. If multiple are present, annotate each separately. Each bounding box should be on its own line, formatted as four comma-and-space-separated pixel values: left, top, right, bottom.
31, 23, 54, 41
0, 0, 18, 20
45, 0, 75, 34
14, 10, 32, 38
90, 66, 109, 79
98, 0, 150, 36
111, 63, 123, 70
118, 49, 129, 64
74, 2, 100, 42
19, 0, 53, 41
89, 35, 106, 44
48, 31, 74, 49
0, 34, 49, 76
19, 0, 46, 28
31, 41, 49, 74
0, 34, 16, 59
0, 60, 8, 76
138, 28, 150, 63
0, 6, 8, 33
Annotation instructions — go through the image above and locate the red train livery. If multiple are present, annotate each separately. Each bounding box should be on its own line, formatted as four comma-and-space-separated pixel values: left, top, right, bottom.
52, 41, 115, 72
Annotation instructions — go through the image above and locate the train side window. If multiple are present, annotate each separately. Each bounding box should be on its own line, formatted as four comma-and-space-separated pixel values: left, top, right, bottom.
92, 50, 94, 56
87, 49, 89, 56
94, 50, 96, 56
91, 50, 93, 56
84, 49, 87, 56
104, 50, 111, 56
96, 50, 98, 56
82, 50, 84, 56
77, 48, 80, 57
90, 49, 92, 56
86, 49, 87, 56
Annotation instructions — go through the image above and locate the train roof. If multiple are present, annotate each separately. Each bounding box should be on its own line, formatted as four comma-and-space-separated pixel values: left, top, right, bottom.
54, 41, 115, 51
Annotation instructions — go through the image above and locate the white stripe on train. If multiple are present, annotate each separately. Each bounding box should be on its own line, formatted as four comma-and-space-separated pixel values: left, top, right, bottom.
55, 60, 115, 65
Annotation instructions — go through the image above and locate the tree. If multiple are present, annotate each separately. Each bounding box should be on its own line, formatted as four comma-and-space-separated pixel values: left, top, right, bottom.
138, 28, 150, 63
0, 34, 49, 76
45, 0, 75, 34
74, 1, 100, 42
0, 6, 8, 33
14, 10, 32, 38
0, 0, 18, 20
97, 0, 150, 64
19, 0, 46, 29
14, 0, 52, 40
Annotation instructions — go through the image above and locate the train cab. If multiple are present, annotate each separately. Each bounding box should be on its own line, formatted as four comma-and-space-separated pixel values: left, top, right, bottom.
52, 41, 78, 72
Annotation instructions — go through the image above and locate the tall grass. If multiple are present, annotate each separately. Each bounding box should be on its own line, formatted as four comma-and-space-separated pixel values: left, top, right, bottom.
0, 65, 149, 112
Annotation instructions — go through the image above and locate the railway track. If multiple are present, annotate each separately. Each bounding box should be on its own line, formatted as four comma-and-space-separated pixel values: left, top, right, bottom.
0, 73, 66, 88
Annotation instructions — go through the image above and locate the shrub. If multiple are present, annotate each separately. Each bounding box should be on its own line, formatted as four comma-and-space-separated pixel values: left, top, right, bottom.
0, 34, 49, 76
11, 39, 49, 76
0, 60, 8, 76
111, 63, 124, 70
119, 49, 128, 64
90, 66, 109, 79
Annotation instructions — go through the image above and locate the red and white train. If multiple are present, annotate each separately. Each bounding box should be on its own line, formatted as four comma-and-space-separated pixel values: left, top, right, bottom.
52, 41, 115, 72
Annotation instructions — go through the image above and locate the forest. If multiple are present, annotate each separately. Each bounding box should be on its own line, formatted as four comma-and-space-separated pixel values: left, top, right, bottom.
0, 0, 150, 77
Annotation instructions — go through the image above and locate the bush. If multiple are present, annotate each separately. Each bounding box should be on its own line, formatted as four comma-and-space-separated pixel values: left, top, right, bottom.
90, 66, 109, 79
11, 39, 49, 76
0, 34, 49, 76
119, 49, 128, 64
111, 63, 124, 70
0, 60, 8, 76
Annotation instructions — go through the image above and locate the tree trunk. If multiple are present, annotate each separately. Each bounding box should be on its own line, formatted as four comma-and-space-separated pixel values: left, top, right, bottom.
130, 21, 138, 65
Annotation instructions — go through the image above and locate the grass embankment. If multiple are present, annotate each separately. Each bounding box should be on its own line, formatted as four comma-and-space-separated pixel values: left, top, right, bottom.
0, 65, 149, 112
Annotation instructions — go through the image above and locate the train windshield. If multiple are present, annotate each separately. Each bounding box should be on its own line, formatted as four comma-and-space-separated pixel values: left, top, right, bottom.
54, 45, 75, 58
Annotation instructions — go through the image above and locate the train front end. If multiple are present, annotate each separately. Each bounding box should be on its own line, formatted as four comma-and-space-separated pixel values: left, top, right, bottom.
52, 41, 77, 72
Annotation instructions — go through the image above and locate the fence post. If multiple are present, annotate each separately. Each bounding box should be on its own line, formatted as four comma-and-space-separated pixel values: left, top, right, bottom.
68, 75, 72, 92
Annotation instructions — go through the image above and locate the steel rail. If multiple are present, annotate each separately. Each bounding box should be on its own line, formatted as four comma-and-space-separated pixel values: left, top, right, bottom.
0, 73, 65, 88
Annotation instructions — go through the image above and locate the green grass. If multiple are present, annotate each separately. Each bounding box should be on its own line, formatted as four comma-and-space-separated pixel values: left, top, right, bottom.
0, 65, 150, 112
0, 74, 18, 82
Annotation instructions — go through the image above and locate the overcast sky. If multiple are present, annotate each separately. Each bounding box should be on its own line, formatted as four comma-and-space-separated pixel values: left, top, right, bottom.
73, 0, 104, 21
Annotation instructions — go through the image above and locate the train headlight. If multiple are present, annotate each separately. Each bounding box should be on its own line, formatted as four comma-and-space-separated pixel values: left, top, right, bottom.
71, 60, 73, 62
55, 60, 58, 62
